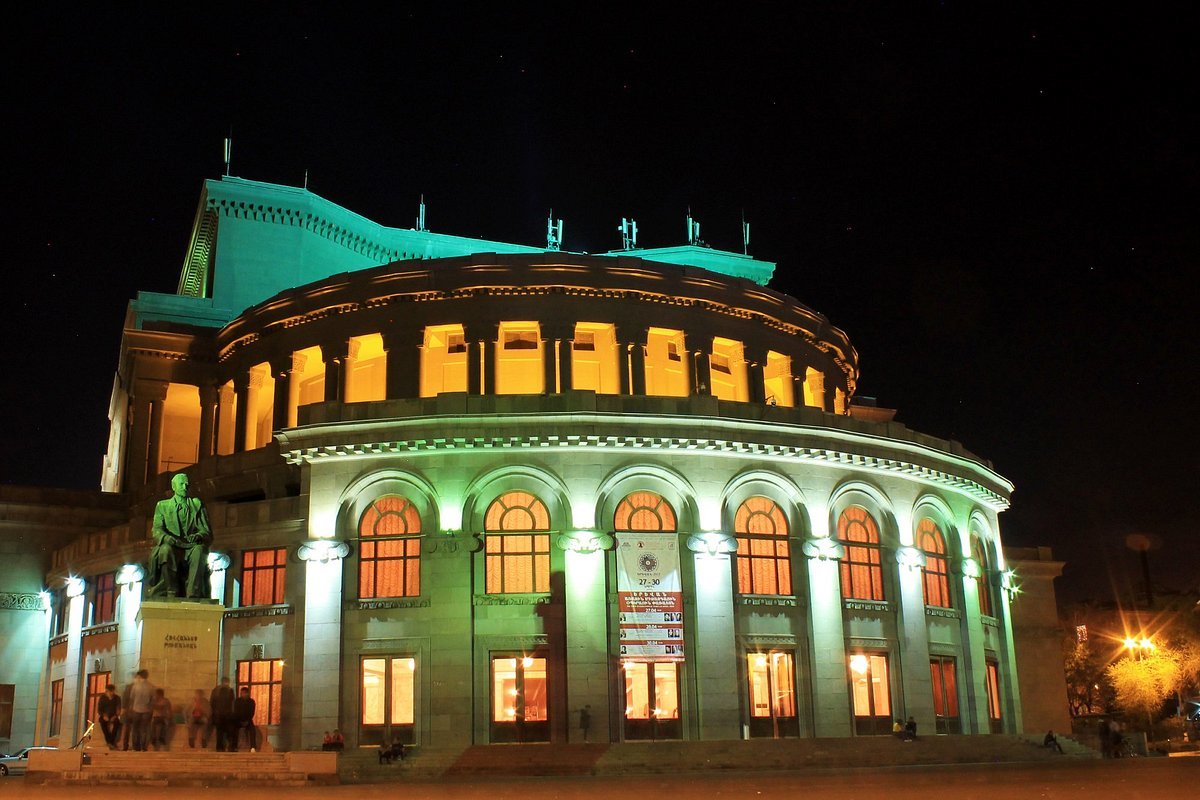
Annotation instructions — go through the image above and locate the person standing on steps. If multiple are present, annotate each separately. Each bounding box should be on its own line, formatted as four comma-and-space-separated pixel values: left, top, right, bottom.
210, 677, 235, 752
97, 684, 122, 750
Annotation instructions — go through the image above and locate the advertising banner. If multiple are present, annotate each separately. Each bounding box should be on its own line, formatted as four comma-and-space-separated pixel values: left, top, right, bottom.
616, 532, 685, 661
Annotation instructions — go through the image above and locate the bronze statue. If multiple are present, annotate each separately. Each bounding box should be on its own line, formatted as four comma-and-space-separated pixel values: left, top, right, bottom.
146, 473, 213, 599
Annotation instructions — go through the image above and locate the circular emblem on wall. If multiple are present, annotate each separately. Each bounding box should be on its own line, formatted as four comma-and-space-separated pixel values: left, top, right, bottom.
639, 553, 658, 572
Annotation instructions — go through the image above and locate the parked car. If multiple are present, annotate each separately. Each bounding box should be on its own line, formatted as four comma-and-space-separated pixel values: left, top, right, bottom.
0, 746, 57, 776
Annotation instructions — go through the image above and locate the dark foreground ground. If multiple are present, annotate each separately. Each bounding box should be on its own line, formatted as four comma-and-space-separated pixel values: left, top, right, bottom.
10, 757, 1199, 799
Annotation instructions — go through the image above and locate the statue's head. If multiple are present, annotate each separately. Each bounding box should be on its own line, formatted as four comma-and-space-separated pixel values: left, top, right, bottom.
171, 473, 189, 498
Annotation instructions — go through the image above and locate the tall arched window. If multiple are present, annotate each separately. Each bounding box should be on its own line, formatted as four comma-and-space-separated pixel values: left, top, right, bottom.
837, 506, 884, 601
614, 491, 677, 532
359, 495, 422, 598
484, 491, 551, 593
734, 496, 791, 595
972, 535, 993, 617
918, 518, 952, 608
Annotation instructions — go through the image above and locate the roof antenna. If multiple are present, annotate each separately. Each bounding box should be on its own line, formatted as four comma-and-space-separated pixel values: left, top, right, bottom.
686, 208, 701, 246
742, 210, 750, 255
416, 194, 427, 231
618, 217, 638, 250
303, 170, 309, 190
223, 135, 232, 177
546, 210, 563, 251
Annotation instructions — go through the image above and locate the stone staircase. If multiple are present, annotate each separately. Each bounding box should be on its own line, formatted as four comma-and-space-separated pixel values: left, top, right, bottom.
338, 746, 469, 783
43, 750, 338, 787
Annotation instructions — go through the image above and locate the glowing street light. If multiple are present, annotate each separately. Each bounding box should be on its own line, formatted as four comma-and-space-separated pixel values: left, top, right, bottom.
1124, 635, 1155, 660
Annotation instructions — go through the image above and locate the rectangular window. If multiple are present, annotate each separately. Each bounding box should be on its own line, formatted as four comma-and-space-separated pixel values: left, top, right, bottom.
490, 654, 549, 742
92, 573, 116, 625
52, 591, 68, 637
573, 332, 596, 351
360, 656, 416, 746
240, 547, 288, 606
359, 536, 421, 599
985, 660, 1003, 733
485, 533, 550, 594
848, 653, 891, 735
49, 679, 65, 737
236, 659, 284, 726
86, 671, 110, 728
746, 651, 799, 738
503, 331, 539, 350
0, 684, 14, 739
929, 657, 960, 734
736, 537, 793, 596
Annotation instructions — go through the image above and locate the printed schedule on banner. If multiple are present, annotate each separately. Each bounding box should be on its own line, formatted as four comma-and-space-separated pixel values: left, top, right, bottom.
616, 533, 685, 661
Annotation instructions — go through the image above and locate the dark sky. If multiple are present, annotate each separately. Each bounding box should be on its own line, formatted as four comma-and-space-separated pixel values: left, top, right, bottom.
6, 3, 1197, 602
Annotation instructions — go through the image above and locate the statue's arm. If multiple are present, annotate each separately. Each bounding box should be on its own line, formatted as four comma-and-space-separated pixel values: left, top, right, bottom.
196, 501, 213, 545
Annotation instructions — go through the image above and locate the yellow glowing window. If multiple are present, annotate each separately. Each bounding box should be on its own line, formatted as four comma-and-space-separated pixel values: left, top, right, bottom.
849, 653, 890, 720
288, 346, 325, 426
492, 655, 548, 724
495, 321, 544, 394
985, 661, 1002, 723
918, 518, 952, 608
246, 363, 275, 450
624, 661, 679, 720
734, 497, 791, 595
359, 496, 422, 599
746, 651, 796, 719
484, 492, 550, 593
645, 328, 689, 397
236, 658, 284, 725
614, 491, 677, 532
216, 381, 236, 455
763, 351, 795, 407
710, 338, 748, 401
361, 656, 416, 732
160, 382, 200, 474
972, 535, 993, 617
803, 367, 825, 409
240, 547, 287, 606
421, 324, 468, 397
838, 507, 884, 601
571, 322, 619, 394
346, 333, 387, 403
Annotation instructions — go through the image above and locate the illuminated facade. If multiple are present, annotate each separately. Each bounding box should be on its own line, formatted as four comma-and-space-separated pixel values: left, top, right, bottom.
9, 176, 1043, 752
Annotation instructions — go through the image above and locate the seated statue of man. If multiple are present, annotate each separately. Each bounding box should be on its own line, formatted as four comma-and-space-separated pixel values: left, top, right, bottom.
147, 473, 213, 599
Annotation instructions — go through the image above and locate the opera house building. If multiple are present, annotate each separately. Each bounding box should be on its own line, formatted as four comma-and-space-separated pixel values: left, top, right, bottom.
0, 176, 1069, 753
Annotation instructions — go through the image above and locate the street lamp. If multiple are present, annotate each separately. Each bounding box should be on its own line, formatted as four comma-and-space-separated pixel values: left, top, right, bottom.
1123, 636, 1155, 660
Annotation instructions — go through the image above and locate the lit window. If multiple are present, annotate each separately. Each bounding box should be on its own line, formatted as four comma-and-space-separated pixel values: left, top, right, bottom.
918, 518, 952, 608
491, 654, 549, 742
85, 672, 110, 734
240, 547, 288, 606
420, 324, 469, 397
930, 656, 960, 734
495, 321, 544, 394
484, 492, 551, 593
91, 572, 116, 625
645, 328, 689, 397
614, 491, 677, 532
763, 351, 794, 407
360, 656, 416, 746
734, 497, 792, 595
837, 507, 885, 601
972, 535, 994, 617
746, 651, 798, 737
985, 660, 1003, 732
49, 679, 65, 737
359, 496, 422, 598
237, 659, 284, 725
848, 653, 891, 735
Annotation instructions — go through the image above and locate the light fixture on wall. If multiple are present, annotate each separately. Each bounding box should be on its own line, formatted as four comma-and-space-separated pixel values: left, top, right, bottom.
66, 576, 86, 598
297, 539, 350, 563
116, 564, 145, 585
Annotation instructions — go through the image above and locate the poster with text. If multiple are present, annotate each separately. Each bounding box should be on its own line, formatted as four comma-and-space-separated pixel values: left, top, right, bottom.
616, 532, 685, 661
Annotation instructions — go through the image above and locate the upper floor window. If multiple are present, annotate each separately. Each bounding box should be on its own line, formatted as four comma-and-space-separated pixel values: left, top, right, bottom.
734, 496, 792, 595
837, 506, 884, 601
972, 535, 994, 617
91, 572, 116, 625
359, 495, 422, 598
918, 518, 952, 608
496, 321, 544, 394
614, 491, 677, 532
571, 322, 620, 394
421, 324, 469, 397
240, 547, 288, 606
484, 491, 550, 593
644, 328, 689, 397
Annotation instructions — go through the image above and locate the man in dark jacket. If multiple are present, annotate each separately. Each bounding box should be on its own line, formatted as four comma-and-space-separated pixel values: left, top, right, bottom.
97, 684, 122, 749
210, 677, 235, 752
231, 687, 257, 752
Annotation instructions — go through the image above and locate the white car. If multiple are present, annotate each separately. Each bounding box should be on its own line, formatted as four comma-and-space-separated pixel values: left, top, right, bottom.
0, 746, 57, 776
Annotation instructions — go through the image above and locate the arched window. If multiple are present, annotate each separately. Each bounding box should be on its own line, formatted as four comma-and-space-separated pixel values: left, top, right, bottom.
359, 495, 422, 598
484, 491, 551, 593
918, 518, 952, 608
614, 491, 677, 532
972, 535, 993, 617
837, 506, 884, 601
734, 496, 792, 595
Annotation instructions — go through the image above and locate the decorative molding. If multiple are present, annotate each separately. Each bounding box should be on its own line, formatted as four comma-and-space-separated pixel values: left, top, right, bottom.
50, 633, 69, 647
686, 532, 737, 555
843, 599, 891, 614
981, 614, 1000, 628
736, 596, 799, 608
475, 634, 550, 649
224, 604, 293, 620
556, 532, 614, 553
284, 434, 1008, 510
352, 598, 431, 611
0, 592, 45, 611
297, 540, 350, 562
472, 594, 552, 607
925, 606, 961, 620
847, 637, 889, 650
896, 546, 927, 570
83, 623, 120, 637
743, 635, 798, 647
802, 537, 844, 561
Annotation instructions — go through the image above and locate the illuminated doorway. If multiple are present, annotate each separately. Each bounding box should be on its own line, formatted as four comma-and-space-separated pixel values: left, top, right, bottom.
623, 661, 681, 740
360, 656, 416, 746
746, 651, 799, 738
491, 654, 549, 743
848, 652, 892, 735
930, 656, 961, 734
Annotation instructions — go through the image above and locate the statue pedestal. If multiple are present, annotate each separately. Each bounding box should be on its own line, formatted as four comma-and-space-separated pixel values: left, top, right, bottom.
137, 600, 224, 741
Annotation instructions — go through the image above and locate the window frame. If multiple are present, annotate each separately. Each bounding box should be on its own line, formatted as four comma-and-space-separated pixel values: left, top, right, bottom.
972, 535, 994, 617
484, 492, 551, 594
91, 572, 116, 626
358, 495, 423, 599
239, 546, 288, 607
0, 683, 15, 739
734, 496, 792, 596
837, 506, 885, 601
917, 518, 952, 608
236, 658, 284, 726
49, 678, 65, 737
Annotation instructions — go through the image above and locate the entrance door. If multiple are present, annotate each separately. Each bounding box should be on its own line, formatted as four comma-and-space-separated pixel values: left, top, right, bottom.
623, 661, 681, 740
360, 656, 416, 746
746, 651, 799, 737
491, 655, 549, 743
849, 653, 892, 735
930, 656, 961, 734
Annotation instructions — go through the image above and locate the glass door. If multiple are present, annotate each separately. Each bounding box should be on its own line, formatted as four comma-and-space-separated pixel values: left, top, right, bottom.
360, 656, 416, 746
930, 656, 961, 734
849, 653, 892, 735
746, 651, 799, 738
623, 661, 681, 740
491, 654, 549, 743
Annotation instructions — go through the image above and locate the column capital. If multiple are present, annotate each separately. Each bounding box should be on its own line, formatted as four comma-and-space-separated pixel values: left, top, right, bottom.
132, 378, 170, 402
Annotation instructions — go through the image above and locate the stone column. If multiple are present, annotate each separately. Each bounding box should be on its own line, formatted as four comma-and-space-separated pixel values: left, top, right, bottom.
299, 548, 346, 749
801, 518, 852, 737
629, 342, 646, 395
321, 338, 351, 404
543, 324, 573, 394
233, 373, 250, 453
744, 347, 767, 405
198, 384, 218, 459
128, 379, 168, 490
59, 585, 87, 745
561, 535, 610, 742
114, 566, 145, 727
692, 347, 713, 397
382, 330, 421, 399
686, 535, 740, 739
894, 545, 936, 735
482, 340, 496, 395
271, 356, 291, 431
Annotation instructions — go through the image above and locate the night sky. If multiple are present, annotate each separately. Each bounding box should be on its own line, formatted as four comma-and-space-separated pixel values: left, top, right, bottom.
7, 4, 1197, 602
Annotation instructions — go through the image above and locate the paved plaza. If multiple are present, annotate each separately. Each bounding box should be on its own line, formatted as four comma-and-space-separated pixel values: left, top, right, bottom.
9, 757, 1199, 800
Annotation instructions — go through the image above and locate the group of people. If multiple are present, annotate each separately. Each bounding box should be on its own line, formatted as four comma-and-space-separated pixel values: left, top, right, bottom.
321, 730, 346, 751
94, 671, 260, 752
1097, 718, 1130, 758
892, 716, 918, 741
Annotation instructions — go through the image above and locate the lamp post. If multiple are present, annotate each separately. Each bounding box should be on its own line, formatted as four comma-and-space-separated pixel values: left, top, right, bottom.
1123, 636, 1155, 661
